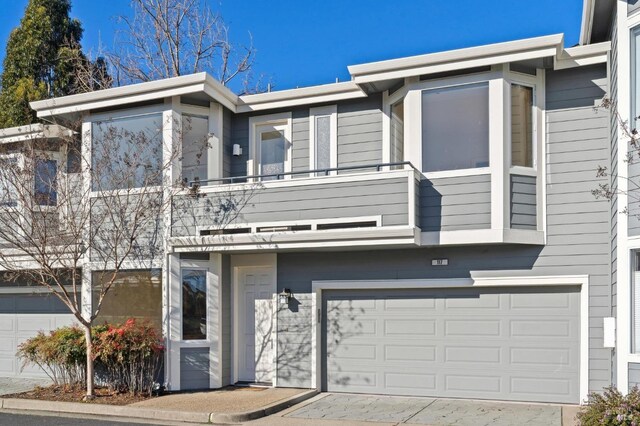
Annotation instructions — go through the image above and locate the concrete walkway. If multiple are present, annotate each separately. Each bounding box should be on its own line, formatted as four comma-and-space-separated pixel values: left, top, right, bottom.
0, 377, 45, 396
248, 393, 577, 426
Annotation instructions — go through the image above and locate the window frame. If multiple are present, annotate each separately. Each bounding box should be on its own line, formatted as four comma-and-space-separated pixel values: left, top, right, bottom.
309, 105, 338, 175
248, 112, 293, 180
180, 266, 209, 342
88, 104, 168, 196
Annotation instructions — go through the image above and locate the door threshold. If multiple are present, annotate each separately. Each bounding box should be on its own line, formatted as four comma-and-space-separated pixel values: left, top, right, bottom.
235, 381, 273, 388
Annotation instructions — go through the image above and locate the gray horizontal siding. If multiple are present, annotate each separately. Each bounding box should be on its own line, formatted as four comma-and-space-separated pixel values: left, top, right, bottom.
277, 293, 312, 388
275, 64, 611, 397
419, 174, 491, 232
511, 174, 537, 230
180, 347, 210, 390
337, 95, 382, 168
172, 177, 409, 237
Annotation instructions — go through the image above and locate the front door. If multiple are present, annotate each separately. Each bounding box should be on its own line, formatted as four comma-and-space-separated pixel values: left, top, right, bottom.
237, 266, 275, 383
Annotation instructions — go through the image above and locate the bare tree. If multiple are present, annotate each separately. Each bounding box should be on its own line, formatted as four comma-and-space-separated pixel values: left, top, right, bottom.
0, 110, 262, 398
109, 0, 258, 90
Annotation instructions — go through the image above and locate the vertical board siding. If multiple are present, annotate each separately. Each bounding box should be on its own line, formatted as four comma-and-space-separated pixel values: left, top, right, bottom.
419, 174, 492, 232
276, 294, 312, 388
276, 64, 611, 396
180, 347, 210, 390
511, 174, 537, 230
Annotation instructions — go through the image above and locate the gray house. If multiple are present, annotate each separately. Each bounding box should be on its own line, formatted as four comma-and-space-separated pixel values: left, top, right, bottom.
0, 0, 622, 406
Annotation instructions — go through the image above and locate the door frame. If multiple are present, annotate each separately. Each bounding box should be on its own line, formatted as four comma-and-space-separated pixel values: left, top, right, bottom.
230, 253, 278, 385
311, 274, 589, 404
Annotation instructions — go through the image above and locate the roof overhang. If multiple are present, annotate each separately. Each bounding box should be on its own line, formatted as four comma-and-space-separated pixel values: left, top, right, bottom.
0, 124, 74, 144
347, 34, 565, 84
580, 0, 615, 45
30, 73, 239, 119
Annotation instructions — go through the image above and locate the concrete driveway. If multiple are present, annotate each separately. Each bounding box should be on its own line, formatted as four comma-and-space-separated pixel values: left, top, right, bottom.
0, 377, 44, 396
249, 393, 577, 426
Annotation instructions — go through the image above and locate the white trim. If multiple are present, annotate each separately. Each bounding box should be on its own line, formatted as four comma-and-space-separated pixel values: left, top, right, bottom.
420, 228, 545, 246
195, 215, 383, 235
424, 167, 491, 180
196, 168, 414, 194
490, 76, 507, 230
509, 166, 537, 177
617, 0, 631, 394
309, 105, 338, 174
554, 42, 610, 69
248, 112, 293, 179
580, 0, 595, 45
87, 104, 168, 123
310, 274, 589, 404
230, 253, 277, 385
208, 102, 223, 181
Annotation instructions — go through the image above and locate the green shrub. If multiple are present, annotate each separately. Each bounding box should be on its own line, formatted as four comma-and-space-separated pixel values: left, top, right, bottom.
578, 386, 640, 425
17, 325, 85, 386
17, 319, 164, 396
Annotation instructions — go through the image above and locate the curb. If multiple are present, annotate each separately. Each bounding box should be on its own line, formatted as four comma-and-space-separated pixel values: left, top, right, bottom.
210, 389, 319, 423
0, 389, 319, 424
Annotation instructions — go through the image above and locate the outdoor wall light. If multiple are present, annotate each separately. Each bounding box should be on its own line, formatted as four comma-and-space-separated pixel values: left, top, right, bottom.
232, 144, 243, 156
278, 288, 293, 305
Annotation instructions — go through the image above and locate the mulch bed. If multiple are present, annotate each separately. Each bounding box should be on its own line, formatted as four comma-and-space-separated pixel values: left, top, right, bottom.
3, 385, 155, 405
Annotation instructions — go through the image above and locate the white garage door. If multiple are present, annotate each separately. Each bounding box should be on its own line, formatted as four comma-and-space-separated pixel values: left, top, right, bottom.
0, 293, 75, 378
323, 286, 581, 404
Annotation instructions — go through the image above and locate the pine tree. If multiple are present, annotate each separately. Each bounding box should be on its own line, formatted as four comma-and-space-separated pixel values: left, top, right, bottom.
0, 0, 88, 127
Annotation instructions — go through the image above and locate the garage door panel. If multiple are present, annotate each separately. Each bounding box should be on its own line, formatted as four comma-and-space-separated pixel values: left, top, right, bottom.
323, 286, 581, 403
0, 294, 74, 378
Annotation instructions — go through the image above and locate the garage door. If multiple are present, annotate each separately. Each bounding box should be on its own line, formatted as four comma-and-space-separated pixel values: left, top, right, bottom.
322, 286, 580, 404
0, 293, 75, 378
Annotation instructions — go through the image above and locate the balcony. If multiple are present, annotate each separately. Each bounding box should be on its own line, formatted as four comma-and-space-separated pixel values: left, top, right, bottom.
168, 162, 544, 252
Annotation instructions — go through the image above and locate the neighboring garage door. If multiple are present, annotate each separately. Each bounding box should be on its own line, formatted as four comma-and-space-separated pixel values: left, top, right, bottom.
0, 293, 74, 378
322, 286, 580, 404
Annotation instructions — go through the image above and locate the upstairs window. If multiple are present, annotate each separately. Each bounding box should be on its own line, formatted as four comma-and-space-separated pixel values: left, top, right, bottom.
421, 83, 489, 173
34, 158, 57, 206
91, 113, 163, 191
310, 105, 337, 172
182, 114, 209, 184
511, 84, 534, 167
390, 100, 404, 167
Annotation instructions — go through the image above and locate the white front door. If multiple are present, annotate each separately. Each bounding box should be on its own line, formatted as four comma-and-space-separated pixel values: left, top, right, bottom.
237, 266, 275, 383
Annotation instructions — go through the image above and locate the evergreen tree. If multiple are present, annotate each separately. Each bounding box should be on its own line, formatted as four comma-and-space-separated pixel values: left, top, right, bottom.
0, 0, 87, 127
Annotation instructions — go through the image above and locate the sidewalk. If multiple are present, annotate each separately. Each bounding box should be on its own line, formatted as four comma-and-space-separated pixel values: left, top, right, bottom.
0, 387, 317, 424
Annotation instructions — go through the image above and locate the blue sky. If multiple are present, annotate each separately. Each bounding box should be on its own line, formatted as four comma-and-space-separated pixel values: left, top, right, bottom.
0, 0, 584, 92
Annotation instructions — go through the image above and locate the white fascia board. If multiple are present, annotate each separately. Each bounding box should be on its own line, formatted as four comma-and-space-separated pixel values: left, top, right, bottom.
236, 82, 366, 113
348, 34, 565, 83
580, 0, 595, 45
420, 229, 545, 246
554, 41, 611, 70
0, 124, 74, 144
30, 73, 239, 117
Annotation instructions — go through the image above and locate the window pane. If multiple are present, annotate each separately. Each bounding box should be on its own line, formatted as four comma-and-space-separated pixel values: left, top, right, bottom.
182, 115, 209, 184
93, 270, 162, 331
0, 157, 18, 207
316, 116, 331, 170
511, 84, 534, 167
260, 129, 285, 179
182, 269, 207, 340
421, 83, 489, 172
35, 159, 57, 206
633, 28, 640, 131
390, 101, 404, 167
91, 113, 163, 191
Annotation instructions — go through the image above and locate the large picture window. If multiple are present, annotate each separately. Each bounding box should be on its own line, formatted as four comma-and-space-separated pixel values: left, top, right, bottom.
421, 83, 489, 173
91, 113, 163, 191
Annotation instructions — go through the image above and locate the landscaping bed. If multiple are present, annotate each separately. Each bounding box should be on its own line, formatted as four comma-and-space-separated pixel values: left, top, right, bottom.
3, 385, 154, 405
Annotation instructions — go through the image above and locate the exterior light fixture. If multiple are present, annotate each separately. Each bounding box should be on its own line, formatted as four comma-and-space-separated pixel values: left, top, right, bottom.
232, 144, 243, 156
278, 288, 292, 305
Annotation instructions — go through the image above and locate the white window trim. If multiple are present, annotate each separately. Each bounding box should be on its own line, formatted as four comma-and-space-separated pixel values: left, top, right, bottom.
310, 274, 589, 404
309, 105, 337, 174
248, 112, 293, 179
